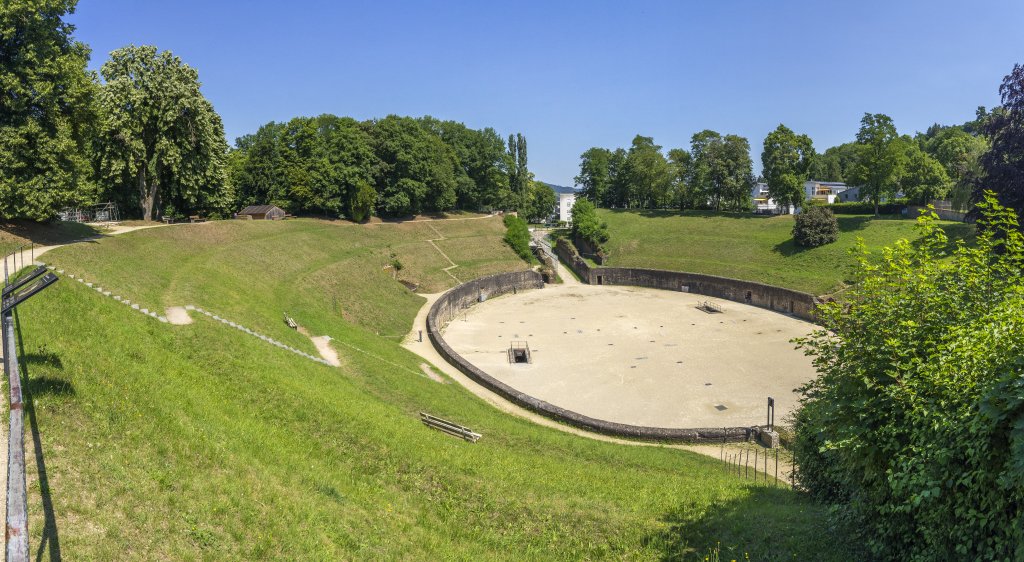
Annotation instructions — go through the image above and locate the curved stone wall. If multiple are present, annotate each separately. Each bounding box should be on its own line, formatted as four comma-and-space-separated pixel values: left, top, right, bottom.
427, 270, 756, 443
554, 238, 819, 321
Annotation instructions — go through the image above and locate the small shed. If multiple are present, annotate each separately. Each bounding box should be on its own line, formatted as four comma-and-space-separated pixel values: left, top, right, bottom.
237, 205, 286, 220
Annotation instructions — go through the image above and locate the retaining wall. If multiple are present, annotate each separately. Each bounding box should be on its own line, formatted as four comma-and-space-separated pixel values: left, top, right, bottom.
427, 269, 755, 443
554, 238, 818, 321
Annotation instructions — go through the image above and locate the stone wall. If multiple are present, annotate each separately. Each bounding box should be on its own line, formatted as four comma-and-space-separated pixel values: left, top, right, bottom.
553, 238, 818, 321
426, 269, 755, 443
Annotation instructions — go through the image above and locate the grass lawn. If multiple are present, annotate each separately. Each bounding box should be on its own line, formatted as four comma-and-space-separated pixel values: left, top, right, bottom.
10, 215, 864, 559
598, 209, 975, 295
0, 220, 100, 258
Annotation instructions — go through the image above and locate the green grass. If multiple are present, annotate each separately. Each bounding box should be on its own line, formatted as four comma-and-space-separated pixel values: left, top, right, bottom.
598, 209, 976, 295
0, 220, 100, 257
14, 216, 863, 559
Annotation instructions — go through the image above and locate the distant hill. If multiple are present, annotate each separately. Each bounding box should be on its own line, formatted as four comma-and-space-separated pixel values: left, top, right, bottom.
541, 182, 578, 194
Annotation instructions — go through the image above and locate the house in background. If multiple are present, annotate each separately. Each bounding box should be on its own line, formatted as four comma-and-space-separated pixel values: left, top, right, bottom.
751, 182, 788, 214
837, 185, 861, 202
803, 180, 850, 204
558, 192, 577, 223
237, 205, 286, 220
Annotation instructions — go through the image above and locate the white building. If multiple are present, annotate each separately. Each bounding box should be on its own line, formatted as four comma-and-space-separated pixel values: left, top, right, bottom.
751, 182, 783, 213
803, 180, 849, 204
558, 192, 576, 223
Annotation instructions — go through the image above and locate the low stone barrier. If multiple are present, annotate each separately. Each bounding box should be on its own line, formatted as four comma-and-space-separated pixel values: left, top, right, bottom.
553, 238, 818, 321
427, 269, 755, 443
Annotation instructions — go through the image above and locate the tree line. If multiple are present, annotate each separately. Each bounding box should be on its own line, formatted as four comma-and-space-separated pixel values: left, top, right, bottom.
574, 132, 755, 212
228, 115, 556, 221
575, 105, 1003, 217
1, 1, 556, 222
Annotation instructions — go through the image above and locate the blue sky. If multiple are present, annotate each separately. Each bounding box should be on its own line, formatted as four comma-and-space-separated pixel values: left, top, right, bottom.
69, 0, 1024, 186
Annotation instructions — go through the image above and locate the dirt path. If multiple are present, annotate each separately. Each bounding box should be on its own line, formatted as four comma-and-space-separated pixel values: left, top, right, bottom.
424, 223, 461, 284
401, 292, 793, 479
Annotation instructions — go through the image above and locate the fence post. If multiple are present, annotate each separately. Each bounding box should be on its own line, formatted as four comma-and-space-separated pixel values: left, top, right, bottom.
3, 311, 29, 560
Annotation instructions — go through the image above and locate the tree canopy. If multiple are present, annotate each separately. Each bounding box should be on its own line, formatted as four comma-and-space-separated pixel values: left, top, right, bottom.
0, 0, 98, 220
96, 45, 229, 221
793, 194, 1024, 560
972, 64, 1024, 222
761, 124, 815, 212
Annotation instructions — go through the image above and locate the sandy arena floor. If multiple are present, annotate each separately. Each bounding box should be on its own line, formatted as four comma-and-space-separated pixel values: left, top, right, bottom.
441, 284, 817, 428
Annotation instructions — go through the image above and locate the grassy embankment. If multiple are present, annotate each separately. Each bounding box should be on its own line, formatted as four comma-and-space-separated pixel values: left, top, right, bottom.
597, 209, 975, 295
12, 215, 859, 559
0, 220, 99, 258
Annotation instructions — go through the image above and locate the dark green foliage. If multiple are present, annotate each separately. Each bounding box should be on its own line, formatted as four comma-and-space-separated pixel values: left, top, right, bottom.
502, 214, 531, 261
793, 194, 1023, 560
570, 198, 608, 248
229, 115, 520, 219
96, 45, 229, 220
523, 182, 557, 223
0, 0, 98, 220
972, 64, 1024, 223
792, 207, 838, 247
762, 124, 815, 211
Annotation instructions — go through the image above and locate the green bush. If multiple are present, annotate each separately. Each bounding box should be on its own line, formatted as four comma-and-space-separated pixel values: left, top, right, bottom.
570, 199, 608, 248
503, 214, 532, 262
792, 207, 839, 247
793, 195, 1023, 560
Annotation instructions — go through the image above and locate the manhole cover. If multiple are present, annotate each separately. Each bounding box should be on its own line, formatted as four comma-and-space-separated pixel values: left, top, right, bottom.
714, 404, 728, 411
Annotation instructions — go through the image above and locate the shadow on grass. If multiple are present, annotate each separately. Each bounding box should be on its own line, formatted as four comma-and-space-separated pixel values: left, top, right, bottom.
644, 485, 864, 561
14, 313, 64, 561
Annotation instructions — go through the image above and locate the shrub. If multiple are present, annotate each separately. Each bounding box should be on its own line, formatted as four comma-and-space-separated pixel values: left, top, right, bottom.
503, 214, 532, 261
792, 206, 839, 247
792, 194, 1024, 560
570, 199, 608, 248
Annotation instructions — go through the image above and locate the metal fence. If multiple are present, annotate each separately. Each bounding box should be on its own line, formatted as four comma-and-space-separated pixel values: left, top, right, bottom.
2, 246, 59, 561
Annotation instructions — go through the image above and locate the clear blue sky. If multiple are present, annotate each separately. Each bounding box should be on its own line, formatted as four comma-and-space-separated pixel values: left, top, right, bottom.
68, 0, 1023, 186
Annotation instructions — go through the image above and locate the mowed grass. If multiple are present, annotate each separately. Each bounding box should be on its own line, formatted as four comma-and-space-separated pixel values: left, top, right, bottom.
41, 216, 524, 351
13, 215, 864, 559
598, 209, 975, 295
0, 220, 99, 257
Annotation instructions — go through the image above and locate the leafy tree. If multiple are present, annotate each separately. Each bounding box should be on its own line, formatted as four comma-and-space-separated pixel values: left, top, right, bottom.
371, 115, 457, 216
667, 148, 691, 209
899, 144, 950, 204
792, 206, 838, 247
575, 147, 613, 205
348, 180, 376, 222
606, 148, 629, 208
809, 142, 859, 183
848, 113, 905, 216
96, 45, 228, 220
972, 64, 1024, 223
420, 117, 508, 210
523, 180, 557, 223
688, 130, 755, 211
621, 135, 673, 208
793, 194, 1024, 560
0, 0, 98, 220
506, 133, 529, 209
570, 198, 608, 248
762, 124, 815, 212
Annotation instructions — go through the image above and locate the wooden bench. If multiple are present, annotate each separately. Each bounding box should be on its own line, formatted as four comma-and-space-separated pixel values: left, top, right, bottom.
189, 215, 207, 223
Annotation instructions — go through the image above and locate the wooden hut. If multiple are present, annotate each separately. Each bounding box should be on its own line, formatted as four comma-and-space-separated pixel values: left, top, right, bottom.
237, 205, 286, 220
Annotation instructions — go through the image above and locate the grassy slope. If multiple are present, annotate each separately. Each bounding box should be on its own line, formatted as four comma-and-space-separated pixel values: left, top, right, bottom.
598, 209, 975, 295
0, 220, 99, 257
18, 216, 859, 559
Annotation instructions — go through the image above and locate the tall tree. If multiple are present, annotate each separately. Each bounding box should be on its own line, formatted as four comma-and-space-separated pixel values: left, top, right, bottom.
506, 133, 529, 209
899, 143, 950, 205
848, 113, 904, 216
688, 130, 755, 211
667, 148, 692, 209
972, 64, 1024, 223
761, 124, 815, 213
621, 135, 672, 208
371, 115, 457, 216
0, 0, 98, 220
574, 147, 613, 205
96, 45, 228, 221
